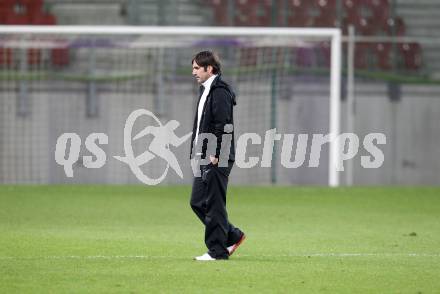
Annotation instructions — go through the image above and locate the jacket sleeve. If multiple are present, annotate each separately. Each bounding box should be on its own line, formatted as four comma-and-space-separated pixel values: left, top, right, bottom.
211, 87, 233, 158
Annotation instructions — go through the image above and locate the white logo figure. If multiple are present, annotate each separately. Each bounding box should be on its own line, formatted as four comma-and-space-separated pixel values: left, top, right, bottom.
114, 109, 191, 185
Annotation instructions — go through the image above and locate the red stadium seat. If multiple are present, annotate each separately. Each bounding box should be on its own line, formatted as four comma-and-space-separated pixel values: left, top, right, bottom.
27, 48, 42, 65
209, 0, 229, 26
381, 16, 406, 36
312, 0, 337, 27
286, 0, 312, 27
0, 0, 58, 25
0, 11, 8, 23
0, 48, 13, 66
206, 0, 422, 72
394, 17, 406, 36
3, 12, 30, 24
399, 42, 422, 70
0, 0, 16, 10
313, 13, 337, 28
234, 0, 271, 26
258, 0, 272, 26
51, 48, 70, 67
343, 0, 390, 35
31, 13, 56, 25
239, 48, 258, 67
291, 0, 336, 27
0, 0, 41, 25
233, 0, 254, 26
374, 42, 392, 70
18, 0, 44, 13
354, 42, 373, 69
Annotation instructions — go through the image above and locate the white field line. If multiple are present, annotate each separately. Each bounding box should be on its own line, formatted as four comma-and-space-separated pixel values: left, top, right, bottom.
1, 253, 440, 260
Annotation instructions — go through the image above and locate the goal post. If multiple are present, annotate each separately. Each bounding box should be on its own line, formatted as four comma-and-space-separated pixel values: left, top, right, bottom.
0, 26, 341, 186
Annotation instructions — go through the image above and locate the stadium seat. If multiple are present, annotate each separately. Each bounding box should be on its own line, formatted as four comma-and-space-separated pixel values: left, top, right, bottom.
51, 48, 70, 67
15, 0, 43, 17
399, 42, 422, 70
309, 0, 335, 27
0, 48, 13, 66
374, 42, 392, 70
209, 0, 229, 26
312, 0, 337, 27
31, 13, 56, 25
3, 12, 30, 25
313, 13, 337, 28
286, 0, 311, 27
0, 0, 30, 25
343, 0, 390, 35
239, 48, 258, 67
394, 17, 406, 36
233, 0, 252, 26
27, 48, 41, 65
1, 0, 57, 25
259, 0, 272, 26
381, 16, 406, 36
354, 42, 373, 69
0, 0, 16, 10
234, 0, 271, 26
0, 10, 8, 23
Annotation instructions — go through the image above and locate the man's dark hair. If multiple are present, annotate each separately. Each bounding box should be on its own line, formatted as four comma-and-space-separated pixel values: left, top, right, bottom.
191, 51, 221, 74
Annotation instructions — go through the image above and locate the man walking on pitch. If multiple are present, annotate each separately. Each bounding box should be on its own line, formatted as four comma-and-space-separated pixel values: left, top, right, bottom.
190, 51, 245, 261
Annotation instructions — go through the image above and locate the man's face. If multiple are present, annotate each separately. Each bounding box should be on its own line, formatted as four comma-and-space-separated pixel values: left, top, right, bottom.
192, 61, 213, 84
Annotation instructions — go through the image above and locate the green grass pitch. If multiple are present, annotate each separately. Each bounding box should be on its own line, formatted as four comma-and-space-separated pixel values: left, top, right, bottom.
1, 185, 439, 293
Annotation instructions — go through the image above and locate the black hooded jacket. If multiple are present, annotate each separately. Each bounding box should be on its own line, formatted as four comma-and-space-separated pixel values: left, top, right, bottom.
190, 74, 237, 163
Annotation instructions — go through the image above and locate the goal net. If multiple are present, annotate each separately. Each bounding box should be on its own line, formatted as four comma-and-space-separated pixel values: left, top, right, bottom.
0, 26, 341, 186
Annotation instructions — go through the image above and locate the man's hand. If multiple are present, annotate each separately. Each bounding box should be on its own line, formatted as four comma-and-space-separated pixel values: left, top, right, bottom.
209, 156, 218, 165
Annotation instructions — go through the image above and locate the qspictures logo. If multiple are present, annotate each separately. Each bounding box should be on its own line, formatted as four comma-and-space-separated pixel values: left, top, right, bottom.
55, 108, 386, 185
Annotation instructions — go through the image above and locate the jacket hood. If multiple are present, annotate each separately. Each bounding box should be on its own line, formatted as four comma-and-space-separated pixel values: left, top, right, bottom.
211, 75, 237, 106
